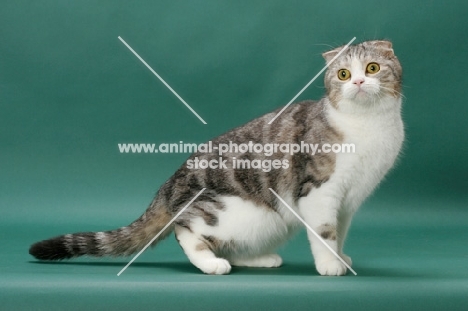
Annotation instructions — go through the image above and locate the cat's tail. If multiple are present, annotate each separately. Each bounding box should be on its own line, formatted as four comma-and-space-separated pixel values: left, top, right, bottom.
29, 198, 174, 260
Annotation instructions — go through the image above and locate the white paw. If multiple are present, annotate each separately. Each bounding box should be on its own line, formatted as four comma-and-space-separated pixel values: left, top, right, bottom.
198, 258, 232, 275
316, 259, 347, 276
340, 254, 352, 267
261, 254, 283, 268
230, 254, 283, 268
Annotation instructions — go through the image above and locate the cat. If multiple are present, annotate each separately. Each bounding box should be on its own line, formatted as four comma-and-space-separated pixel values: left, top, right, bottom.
29, 40, 404, 276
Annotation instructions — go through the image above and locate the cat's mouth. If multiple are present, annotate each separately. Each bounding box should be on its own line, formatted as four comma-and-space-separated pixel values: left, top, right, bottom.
356, 89, 367, 96
348, 87, 370, 100
348, 86, 380, 101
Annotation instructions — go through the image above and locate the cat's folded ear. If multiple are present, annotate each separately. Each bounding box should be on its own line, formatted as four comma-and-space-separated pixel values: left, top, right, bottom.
322, 46, 344, 63
364, 40, 395, 58
322, 40, 395, 62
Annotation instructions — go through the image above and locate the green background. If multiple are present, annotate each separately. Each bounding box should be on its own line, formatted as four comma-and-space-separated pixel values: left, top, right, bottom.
1, 0, 467, 309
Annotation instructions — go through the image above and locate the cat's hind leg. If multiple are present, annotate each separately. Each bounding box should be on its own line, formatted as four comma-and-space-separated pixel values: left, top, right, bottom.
174, 225, 231, 275
230, 254, 283, 268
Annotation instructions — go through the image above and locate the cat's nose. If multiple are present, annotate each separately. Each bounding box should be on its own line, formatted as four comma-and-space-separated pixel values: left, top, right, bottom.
353, 78, 365, 86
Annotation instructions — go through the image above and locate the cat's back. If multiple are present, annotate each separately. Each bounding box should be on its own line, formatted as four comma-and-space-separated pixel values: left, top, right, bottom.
214, 99, 328, 145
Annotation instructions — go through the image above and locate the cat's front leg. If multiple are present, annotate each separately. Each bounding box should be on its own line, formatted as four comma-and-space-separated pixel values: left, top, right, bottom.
337, 208, 354, 267
298, 192, 348, 276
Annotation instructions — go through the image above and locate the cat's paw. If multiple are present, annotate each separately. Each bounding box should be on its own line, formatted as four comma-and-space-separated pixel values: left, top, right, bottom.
340, 254, 352, 267
198, 258, 232, 275
316, 259, 347, 276
261, 254, 283, 268
230, 254, 283, 268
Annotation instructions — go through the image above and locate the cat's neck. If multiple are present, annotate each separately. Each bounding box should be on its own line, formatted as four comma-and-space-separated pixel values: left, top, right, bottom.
325, 95, 403, 136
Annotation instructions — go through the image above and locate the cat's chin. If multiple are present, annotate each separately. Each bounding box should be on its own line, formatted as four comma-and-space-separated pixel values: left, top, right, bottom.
335, 94, 384, 112
353, 91, 370, 101
343, 92, 374, 104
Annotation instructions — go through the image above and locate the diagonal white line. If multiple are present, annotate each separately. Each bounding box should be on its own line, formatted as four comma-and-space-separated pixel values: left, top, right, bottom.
268, 37, 356, 124
118, 36, 207, 125
117, 188, 206, 276
268, 188, 357, 276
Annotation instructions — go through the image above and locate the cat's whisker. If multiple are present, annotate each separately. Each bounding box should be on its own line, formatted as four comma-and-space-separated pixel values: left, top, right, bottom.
379, 85, 405, 99
314, 43, 336, 49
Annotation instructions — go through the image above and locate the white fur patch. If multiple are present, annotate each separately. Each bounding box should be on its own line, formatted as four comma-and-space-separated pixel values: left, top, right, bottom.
64, 234, 74, 253
189, 196, 301, 257
327, 95, 404, 212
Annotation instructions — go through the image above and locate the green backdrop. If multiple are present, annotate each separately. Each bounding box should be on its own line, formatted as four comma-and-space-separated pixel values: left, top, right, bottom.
1, 1, 467, 310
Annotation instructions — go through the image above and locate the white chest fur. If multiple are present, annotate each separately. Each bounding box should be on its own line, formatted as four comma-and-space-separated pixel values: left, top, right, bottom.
327, 97, 404, 211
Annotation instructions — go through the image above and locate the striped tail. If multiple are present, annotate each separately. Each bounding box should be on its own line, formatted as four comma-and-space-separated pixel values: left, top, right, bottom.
29, 201, 173, 260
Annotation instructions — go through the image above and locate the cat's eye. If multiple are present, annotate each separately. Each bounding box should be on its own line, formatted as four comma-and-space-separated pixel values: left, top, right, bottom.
337, 69, 351, 80
366, 62, 380, 74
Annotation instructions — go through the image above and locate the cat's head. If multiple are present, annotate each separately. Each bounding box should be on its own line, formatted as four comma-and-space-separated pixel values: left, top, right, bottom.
323, 40, 402, 109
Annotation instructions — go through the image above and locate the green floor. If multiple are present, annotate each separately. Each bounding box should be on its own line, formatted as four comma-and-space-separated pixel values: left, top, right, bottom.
2, 195, 467, 310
